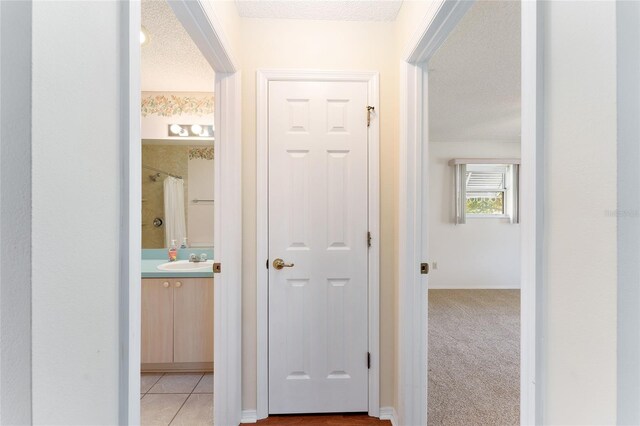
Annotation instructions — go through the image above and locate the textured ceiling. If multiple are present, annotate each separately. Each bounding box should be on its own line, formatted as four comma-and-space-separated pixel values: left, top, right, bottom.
429, 0, 521, 142
235, 0, 403, 21
141, 0, 214, 92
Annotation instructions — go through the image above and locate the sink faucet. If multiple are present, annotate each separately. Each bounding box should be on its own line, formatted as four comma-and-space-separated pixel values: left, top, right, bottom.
189, 253, 208, 263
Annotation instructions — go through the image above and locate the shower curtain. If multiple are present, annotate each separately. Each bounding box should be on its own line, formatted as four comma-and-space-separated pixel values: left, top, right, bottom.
163, 176, 187, 248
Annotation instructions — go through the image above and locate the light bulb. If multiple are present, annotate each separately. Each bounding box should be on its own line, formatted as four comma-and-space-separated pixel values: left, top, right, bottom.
170, 124, 182, 135
191, 124, 203, 135
140, 27, 149, 45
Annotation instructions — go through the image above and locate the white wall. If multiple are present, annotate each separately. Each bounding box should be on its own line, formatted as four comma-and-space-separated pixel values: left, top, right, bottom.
616, 0, 640, 423
428, 141, 520, 289
0, 1, 32, 424
543, 1, 618, 423
31, 2, 122, 423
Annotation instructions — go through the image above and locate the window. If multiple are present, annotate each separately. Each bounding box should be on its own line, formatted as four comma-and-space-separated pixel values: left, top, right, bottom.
450, 159, 520, 224
466, 164, 507, 216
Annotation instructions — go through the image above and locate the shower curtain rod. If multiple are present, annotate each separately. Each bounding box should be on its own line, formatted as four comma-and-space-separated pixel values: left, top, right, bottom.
143, 165, 183, 180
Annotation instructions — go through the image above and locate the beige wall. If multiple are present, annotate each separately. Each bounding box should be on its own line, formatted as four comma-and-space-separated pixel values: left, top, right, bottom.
238, 17, 399, 409
395, 0, 439, 55
208, 0, 242, 68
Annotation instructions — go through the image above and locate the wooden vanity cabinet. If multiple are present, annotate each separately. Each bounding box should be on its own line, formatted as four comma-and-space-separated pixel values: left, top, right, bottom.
141, 279, 174, 363
141, 277, 213, 372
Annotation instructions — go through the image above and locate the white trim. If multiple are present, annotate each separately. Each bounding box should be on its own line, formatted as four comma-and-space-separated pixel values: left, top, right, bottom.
403, 0, 474, 63
256, 69, 381, 419
122, 2, 242, 425
240, 409, 258, 424
520, 1, 544, 424
379, 407, 399, 426
398, 0, 543, 424
121, 2, 141, 424
398, 59, 429, 426
213, 70, 243, 426
168, 0, 238, 73
428, 285, 521, 290
366, 72, 381, 420
448, 158, 521, 165
255, 69, 269, 421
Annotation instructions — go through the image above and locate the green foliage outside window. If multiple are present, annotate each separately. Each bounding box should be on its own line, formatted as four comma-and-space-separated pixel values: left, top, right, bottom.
466, 192, 504, 215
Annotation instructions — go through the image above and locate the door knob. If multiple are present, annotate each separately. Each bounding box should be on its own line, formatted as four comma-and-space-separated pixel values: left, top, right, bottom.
273, 258, 294, 270
163, 281, 170, 288
175, 281, 182, 288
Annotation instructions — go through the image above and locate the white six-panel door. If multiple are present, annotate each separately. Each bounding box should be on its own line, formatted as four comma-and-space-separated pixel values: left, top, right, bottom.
268, 80, 369, 414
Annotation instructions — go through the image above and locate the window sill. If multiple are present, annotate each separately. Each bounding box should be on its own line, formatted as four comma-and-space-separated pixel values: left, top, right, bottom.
466, 214, 512, 220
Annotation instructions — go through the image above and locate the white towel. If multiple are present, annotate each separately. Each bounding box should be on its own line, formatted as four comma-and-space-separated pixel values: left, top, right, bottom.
163, 176, 187, 247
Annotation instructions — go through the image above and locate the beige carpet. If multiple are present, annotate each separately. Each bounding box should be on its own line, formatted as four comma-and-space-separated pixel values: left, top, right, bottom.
428, 290, 520, 426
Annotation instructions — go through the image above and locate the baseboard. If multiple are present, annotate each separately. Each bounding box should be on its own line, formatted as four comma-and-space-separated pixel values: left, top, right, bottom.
240, 409, 257, 423
428, 285, 520, 290
379, 406, 398, 426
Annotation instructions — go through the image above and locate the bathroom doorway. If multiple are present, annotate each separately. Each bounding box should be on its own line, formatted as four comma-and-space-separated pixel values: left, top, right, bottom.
139, 1, 215, 423
122, 1, 242, 424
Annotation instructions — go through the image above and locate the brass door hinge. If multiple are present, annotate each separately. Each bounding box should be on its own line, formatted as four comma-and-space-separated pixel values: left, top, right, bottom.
366, 106, 375, 127
213, 263, 222, 274
367, 231, 372, 248
420, 263, 429, 275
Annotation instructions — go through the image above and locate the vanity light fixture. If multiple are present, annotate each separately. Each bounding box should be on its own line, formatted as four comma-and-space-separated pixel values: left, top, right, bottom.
169, 124, 183, 135
168, 124, 214, 138
140, 27, 149, 45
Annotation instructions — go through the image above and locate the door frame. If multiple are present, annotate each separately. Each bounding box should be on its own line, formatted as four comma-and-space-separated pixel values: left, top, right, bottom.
398, 1, 544, 425
120, 1, 242, 424
255, 69, 380, 420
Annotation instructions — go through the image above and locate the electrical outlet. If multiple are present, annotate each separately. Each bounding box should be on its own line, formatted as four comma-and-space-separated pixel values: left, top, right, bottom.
432, 261, 438, 270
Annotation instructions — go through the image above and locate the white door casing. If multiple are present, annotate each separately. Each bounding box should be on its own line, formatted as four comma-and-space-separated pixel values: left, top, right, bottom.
268, 80, 370, 414
123, 1, 242, 424
399, 0, 542, 424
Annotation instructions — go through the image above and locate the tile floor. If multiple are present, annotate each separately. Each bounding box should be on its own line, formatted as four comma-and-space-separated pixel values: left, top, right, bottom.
141, 372, 213, 425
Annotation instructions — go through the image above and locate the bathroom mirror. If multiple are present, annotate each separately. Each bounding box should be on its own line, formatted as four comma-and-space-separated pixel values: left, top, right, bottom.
141, 143, 214, 249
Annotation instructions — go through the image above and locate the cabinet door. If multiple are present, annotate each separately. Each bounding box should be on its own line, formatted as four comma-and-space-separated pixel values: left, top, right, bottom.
173, 278, 214, 363
141, 279, 174, 363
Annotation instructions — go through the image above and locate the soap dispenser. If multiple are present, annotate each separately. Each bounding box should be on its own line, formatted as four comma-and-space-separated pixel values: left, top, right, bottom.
169, 239, 178, 261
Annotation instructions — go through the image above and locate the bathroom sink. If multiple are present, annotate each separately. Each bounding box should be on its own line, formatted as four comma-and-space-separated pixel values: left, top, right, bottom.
157, 260, 214, 272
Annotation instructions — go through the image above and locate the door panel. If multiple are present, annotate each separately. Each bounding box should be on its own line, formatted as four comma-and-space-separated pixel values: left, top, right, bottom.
141, 279, 174, 364
268, 80, 369, 414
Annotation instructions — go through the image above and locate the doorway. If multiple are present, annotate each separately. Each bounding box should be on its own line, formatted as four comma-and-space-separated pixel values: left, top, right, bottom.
122, 1, 242, 425
256, 70, 380, 419
398, 0, 543, 424
426, 2, 521, 423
